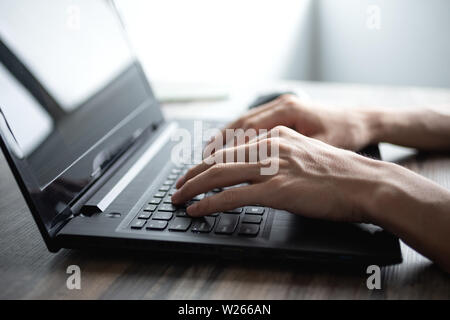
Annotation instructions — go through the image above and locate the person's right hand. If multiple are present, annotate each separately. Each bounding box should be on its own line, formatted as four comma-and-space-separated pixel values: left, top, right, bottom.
205, 94, 375, 154
174, 125, 382, 222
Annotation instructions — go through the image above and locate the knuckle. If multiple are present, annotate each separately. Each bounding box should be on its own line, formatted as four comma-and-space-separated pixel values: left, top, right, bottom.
272, 125, 288, 136
278, 140, 291, 153
244, 119, 257, 130
274, 103, 290, 116
263, 137, 280, 150
279, 94, 298, 106
258, 137, 283, 160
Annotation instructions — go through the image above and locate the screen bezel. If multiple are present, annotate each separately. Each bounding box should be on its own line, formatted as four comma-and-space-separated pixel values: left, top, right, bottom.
0, 2, 165, 251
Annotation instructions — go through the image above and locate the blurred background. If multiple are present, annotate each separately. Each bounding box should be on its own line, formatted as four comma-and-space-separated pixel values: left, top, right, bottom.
115, 0, 450, 91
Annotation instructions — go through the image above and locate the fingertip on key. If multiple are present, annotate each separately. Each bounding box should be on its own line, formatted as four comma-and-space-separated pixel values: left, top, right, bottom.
175, 177, 185, 189
186, 203, 200, 216
171, 191, 180, 204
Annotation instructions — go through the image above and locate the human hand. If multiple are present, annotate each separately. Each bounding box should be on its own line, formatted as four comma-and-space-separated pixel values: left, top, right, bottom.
173, 125, 384, 221
204, 94, 375, 156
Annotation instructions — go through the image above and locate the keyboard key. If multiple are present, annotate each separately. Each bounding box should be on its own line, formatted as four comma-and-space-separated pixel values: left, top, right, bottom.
169, 217, 192, 231
171, 168, 182, 174
238, 224, 259, 236
209, 212, 220, 217
159, 204, 176, 212
138, 212, 152, 219
182, 200, 195, 208
224, 207, 243, 214
163, 179, 175, 185
152, 211, 173, 220
168, 174, 178, 180
163, 196, 172, 204
175, 209, 188, 217
192, 193, 205, 201
131, 219, 146, 229
143, 204, 157, 212
168, 188, 177, 196
245, 207, 265, 215
215, 215, 239, 235
159, 185, 170, 192
242, 215, 262, 224
191, 217, 216, 233
149, 198, 161, 205
146, 220, 168, 230
154, 191, 166, 198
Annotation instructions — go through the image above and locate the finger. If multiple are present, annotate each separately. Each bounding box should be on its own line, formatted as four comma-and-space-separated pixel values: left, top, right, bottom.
204, 118, 242, 152
177, 142, 262, 188
225, 104, 294, 148
203, 98, 283, 154
172, 162, 264, 205
241, 95, 285, 118
245, 106, 291, 131
225, 97, 283, 132
203, 113, 284, 161
186, 183, 266, 217
221, 111, 281, 149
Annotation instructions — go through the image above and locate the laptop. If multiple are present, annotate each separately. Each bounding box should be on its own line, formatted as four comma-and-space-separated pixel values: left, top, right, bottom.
0, 0, 401, 266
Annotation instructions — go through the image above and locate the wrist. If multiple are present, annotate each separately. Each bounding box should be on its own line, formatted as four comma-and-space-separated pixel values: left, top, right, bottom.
360, 109, 390, 145
360, 108, 423, 146
349, 157, 402, 224
356, 159, 428, 226
357, 160, 400, 224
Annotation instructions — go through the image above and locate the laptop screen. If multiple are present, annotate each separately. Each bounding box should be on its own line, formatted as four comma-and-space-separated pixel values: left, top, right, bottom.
0, 0, 163, 238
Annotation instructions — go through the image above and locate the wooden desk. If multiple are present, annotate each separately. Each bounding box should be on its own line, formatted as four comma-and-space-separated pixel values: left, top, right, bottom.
1, 82, 449, 299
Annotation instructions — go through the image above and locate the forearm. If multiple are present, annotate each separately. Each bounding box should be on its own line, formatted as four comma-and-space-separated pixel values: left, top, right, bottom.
359, 161, 450, 272
363, 107, 450, 150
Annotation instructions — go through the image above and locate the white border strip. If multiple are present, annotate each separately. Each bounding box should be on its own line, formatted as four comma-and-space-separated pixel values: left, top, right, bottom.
97, 122, 178, 211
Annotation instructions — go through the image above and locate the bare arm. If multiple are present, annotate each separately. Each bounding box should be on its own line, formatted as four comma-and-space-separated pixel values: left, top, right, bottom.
365, 106, 450, 150
362, 161, 450, 272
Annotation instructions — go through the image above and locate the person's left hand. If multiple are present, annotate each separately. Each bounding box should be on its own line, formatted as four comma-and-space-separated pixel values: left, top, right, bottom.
172, 125, 383, 222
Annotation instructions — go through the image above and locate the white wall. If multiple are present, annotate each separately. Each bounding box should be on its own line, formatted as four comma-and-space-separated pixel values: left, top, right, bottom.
116, 0, 449, 88
115, 0, 314, 85
315, 0, 450, 88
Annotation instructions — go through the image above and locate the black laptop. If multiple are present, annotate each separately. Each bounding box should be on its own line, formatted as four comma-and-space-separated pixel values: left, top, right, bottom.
0, 0, 401, 265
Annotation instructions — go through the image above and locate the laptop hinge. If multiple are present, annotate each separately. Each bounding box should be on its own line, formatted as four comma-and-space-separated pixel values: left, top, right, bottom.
78, 121, 178, 216
63, 127, 152, 219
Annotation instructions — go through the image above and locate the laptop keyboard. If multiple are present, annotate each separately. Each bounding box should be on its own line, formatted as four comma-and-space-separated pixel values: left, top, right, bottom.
129, 163, 267, 237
